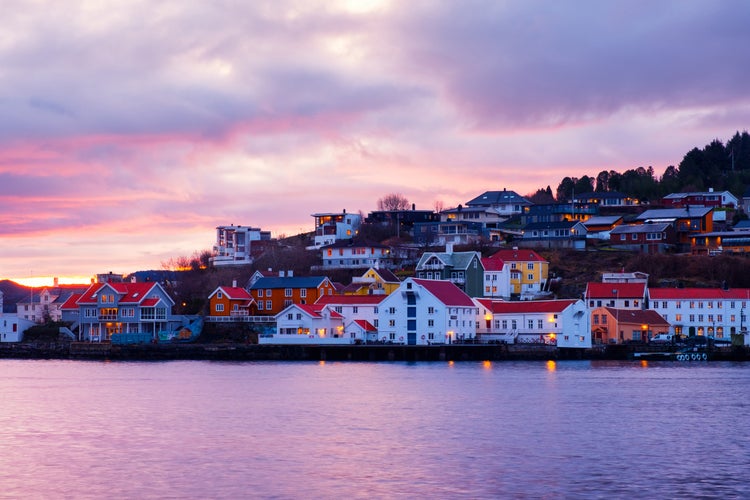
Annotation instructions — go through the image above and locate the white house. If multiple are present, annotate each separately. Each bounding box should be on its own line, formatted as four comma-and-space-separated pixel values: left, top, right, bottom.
480, 256, 511, 299
210, 224, 271, 267
315, 295, 385, 342
647, 287, 750, 342
311, 210, 362, 248
317, 240, 392, 270
377, 278, 478, 345
264, 303, 346, 344
1, 291, 36, 342
475, 298, 591, 348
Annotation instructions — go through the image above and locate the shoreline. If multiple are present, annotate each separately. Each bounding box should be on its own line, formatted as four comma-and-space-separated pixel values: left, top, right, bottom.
1, 342, 749, 362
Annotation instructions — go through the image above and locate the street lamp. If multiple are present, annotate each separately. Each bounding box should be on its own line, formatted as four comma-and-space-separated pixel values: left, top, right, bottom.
612, 289, 619, 344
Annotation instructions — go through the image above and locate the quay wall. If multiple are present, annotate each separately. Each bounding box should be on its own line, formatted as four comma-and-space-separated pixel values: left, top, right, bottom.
1, 342, 749, 362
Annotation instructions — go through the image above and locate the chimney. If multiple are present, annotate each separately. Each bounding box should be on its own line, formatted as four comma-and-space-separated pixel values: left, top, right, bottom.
232, 279, 237, 288
288, 270, 293, 277
446, 242, 454, 254
279, 270, 285, 277
53, 277, 59, 287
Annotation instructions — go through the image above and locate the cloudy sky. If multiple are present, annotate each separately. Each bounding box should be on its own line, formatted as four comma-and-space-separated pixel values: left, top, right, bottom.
2, 0, 749, 284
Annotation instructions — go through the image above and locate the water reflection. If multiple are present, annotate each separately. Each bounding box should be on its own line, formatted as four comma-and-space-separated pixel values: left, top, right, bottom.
0, 359, 748, 498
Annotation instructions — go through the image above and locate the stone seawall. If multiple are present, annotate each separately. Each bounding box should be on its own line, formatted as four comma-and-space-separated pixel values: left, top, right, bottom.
1, 342, 748, 362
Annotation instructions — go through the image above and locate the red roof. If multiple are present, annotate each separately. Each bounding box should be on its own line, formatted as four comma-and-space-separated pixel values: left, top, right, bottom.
412, 279, 475, 307
488, 249, 546, 262
353, 319, 377, 331
648, 288, 750, 300
211, 286, 253, 300
294, 304, 343, 319
481, 258, 504, 271
479, 299, 576, 314
316, 295, 386, 305
600, 307, 670, 327
586, 282, 647, 299
60, 293, 83, 310
75, 282, 163, 305
140, 298, 160, 307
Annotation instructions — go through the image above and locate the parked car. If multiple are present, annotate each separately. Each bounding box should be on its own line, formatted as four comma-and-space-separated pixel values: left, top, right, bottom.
650, 334, 673, 343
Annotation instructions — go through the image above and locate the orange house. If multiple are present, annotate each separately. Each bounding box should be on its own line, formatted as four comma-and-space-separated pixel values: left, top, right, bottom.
207, 286, 255, 319
249, 276, 336, 315
591, 307, 669, 344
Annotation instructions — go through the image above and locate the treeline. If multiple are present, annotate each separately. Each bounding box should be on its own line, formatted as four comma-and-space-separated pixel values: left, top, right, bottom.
528, 130, 750, 204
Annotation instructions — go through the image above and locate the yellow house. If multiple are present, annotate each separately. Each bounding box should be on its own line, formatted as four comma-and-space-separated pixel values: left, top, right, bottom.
343, 267, 401, 295
485, 249, 549, 298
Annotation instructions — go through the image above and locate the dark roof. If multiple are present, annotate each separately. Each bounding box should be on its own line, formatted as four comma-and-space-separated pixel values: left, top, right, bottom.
320, 239, 388, 250
465, 190, 530, 206
249, 276, 330, 289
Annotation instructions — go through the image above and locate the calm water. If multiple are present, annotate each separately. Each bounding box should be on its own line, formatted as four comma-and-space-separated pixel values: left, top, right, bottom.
0, 359, 749, 499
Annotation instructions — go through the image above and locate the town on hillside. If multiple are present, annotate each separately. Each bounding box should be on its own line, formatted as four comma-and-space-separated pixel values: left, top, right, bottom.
3, 184, 750, 353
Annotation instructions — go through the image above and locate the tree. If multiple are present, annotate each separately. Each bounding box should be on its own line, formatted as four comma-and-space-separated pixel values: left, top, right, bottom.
556, 177, 576, 201
595, 171, 610, 192
573, 175, 594, 195
377, 193, 410, 211
527, 186, 555, 204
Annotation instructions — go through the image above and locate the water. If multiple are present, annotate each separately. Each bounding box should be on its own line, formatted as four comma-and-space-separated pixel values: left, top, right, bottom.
0, 359, 748, 499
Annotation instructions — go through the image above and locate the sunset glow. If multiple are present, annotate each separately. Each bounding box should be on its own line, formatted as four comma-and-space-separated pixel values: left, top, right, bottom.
2, 1, 749, 280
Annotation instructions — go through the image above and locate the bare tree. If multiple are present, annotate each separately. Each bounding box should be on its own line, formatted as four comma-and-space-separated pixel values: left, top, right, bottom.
377, 193, 410, 211
433, 200, 444, 213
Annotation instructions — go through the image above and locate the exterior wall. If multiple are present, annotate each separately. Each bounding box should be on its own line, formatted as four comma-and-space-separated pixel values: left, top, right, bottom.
483, 268, 511, 299
321, 246, 392, 269
207, 291, 253, 318
415, 252, 484, 297
312, 212, 362, 247
252, 283, 336, 316
359, 269, 400, 295
507, 260, 549, 296
211, 225, 270, 266
0, 314, 35, 342
271, 307, 346, 343
648, 294, 748, 339
377, 279, 477, 345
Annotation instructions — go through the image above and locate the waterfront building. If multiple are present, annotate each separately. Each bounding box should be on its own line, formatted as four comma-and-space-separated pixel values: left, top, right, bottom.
264, 303, 345, 344
315, 294, 386, 341
61, 281, 177, 342
590, 307, 669, 344
377, 278, 478, 345
475, 298, 590, 348
414, 245, 484, 297
210, 225, 271, 267
248, 274, 336, 316
15, 283, 87, 323
647, 287, 750, 340
584, 282, 647, 310
207, 284, 256, 321
0, 291, 36, 342
311, 210, 361, 248
484, 248, 549, 299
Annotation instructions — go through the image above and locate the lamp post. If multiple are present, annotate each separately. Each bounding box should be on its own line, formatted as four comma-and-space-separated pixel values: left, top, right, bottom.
612, 289, 619, 344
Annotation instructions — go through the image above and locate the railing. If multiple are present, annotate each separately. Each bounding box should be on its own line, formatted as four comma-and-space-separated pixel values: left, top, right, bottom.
206, 315, 275, 323
98, 314, 117, 320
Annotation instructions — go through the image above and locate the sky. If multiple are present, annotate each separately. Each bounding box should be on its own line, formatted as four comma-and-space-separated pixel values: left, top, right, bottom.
2, 0, 750, 285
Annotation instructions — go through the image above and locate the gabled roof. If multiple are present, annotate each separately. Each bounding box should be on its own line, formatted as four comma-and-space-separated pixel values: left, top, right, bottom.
76, 281, 171, 306
636, 207, 712, 221
663, 191, 735, 199
585, 282, 647, 299
465, 190, 530, 207
60, 293, 83, 310
648, 288, 750, 300
481, 258, 504, 272
250, 276, 330, 289
523, 220, 587, 230
209, 286, 253, 300
363, 267, 400, 283
583, 215, 623, 227
611, 223, 671, 234
416, 251, 481, 271
411, 279, 476, 307
315, 295, 386, 305
477, 299, 576, 314
487, 249, 546, 263
352, 319, 377, 331
599, 307, 670, 327
288, 303, 344, 319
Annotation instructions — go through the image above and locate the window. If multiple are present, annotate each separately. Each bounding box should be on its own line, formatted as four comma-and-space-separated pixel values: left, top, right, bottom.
217, 292, 223, 300
285, 288, 292, 297
527, 274, 533, 280
675, 314, 682, 322
527, 263, 534, 270
284, 300, 292, 307
428, 320, 434, 327
698, 314, 704, 322
511, 320, 517, 330
593, 315, 599, 325
258, 290, 264, 298
662, 301, 667, 308
258, 302, 264, 310
266, 300, 272, 310
601, 315, 607, 324
300, 289, 307, 298
689, 314, 695, 322
528, 320, 533, 329
388, 319, 395, 327
537, 319, 543, 329
287, 313, 293, 320
502, 320, 508, 329
389, 307, 396, 314
428, 307, 435, 314
296, 314, 302, 320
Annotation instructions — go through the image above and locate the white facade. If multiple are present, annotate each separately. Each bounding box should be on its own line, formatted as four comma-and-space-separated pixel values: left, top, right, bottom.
264, 304, 348, 344
319, 243, 392, 270
475, 299, 591, 348
482, 263, 511, 299
377, 278, 478, 345
647, 288, 750, 341
311, 211, 362, 248
210, 225, 270, 267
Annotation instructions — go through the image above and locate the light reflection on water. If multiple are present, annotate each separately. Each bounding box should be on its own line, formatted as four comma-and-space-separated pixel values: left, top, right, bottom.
0, 359, 749, 499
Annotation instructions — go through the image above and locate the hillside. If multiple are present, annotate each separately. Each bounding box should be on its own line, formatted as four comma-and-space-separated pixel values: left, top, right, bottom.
0, 280, 29, 313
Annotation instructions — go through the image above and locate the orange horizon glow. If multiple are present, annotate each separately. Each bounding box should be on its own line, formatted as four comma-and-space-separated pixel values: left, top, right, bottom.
9, 276, 94, 288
